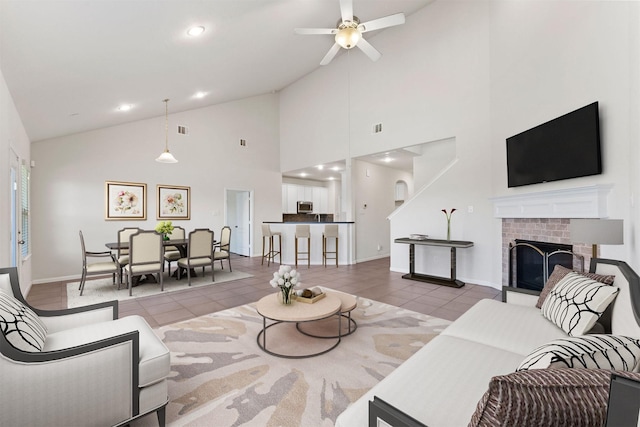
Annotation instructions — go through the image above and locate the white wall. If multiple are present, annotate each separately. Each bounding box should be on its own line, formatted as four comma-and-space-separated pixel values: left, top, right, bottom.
31, 94, 282, 282
281, 0, 640, 288
488, 0, 639, 281
0, 69, 32, 293
353, 159, 412, 262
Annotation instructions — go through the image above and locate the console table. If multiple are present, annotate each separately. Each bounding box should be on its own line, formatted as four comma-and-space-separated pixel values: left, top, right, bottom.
394, 238, 474, 288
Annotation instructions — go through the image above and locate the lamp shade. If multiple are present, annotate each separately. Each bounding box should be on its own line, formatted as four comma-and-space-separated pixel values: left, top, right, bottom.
155, 150, 178, 163
569, 219, 624, 245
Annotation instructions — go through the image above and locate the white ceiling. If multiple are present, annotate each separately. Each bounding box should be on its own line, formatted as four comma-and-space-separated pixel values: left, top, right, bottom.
0, 0, 433, 143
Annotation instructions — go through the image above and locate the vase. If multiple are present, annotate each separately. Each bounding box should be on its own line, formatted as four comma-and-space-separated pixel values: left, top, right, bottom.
163, 234, 170, 241
279, 286, 293, 305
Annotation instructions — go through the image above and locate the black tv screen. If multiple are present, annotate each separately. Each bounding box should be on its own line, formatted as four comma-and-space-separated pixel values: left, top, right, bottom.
506, 102, 602, 188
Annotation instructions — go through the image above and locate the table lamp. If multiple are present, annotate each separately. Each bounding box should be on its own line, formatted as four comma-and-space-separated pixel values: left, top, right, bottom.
569, 219, 624, 259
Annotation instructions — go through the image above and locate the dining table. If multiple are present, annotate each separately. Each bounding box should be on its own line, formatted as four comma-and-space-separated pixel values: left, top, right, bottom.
105, 238, 216, 283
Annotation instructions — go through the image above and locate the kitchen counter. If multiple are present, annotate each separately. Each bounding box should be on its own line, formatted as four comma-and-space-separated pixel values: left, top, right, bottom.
262, 222, 355, 266
264, 221, 354, 224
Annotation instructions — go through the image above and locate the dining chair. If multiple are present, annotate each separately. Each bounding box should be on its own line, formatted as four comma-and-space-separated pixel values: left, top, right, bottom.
78, 230, 119, 296
177, 228, 215, 286
163, 225, 185, 276
214, 226, 232, 271
116, 227, 141, 287
123, 230, 164, 296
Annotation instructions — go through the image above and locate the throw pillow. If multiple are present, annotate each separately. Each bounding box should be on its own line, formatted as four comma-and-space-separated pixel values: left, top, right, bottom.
516, 334, 640, 372
468, 369, 640, 427
0, 292, 47, 352
536, 265, 615, 309
541, 271, 619, 336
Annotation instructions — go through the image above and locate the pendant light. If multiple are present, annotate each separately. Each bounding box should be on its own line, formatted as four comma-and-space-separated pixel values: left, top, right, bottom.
155, 98, 178, 163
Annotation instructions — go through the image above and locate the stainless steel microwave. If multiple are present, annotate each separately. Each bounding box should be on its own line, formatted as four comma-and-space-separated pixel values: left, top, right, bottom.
297, 201, 313, 213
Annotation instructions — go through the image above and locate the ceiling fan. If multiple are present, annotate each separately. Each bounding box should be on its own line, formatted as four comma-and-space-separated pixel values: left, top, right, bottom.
295, 0, 405, 66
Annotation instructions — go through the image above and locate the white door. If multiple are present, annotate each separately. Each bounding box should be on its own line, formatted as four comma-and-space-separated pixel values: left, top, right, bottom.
226, 189, 251, 257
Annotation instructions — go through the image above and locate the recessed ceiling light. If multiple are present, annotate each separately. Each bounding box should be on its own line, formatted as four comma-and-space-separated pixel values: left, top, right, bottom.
332, 166, 340, 171
194, 91, 207, 99
317, 165, 324, 170
117, 104, 132, 112
187, 26, 205, 37
328, 177, 335, 180
383, 157, 393, 163
300, 172, 308, 177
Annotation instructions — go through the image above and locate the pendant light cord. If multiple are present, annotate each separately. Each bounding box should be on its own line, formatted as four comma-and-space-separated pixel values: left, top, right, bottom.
164, 98, 170, 151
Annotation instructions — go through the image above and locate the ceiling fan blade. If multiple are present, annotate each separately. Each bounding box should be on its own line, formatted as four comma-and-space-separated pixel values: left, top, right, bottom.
356, 38, 382, 62
359, 13, 406, 33
294, 27, 337, 35
339, 0, 353, 22
320, 43, 341, 66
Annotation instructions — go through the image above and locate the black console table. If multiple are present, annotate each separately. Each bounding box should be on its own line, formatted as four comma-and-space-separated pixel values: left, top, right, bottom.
394, 238, 474, 288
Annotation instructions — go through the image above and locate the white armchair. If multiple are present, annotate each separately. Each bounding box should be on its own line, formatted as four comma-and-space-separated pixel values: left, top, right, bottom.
0, 267, 170, 427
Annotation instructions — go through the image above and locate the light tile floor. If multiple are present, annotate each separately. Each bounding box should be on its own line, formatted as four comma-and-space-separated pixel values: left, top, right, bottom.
27, 256, 502, 328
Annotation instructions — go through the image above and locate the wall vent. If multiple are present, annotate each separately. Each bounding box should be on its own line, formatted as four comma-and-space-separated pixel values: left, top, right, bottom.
177, 125, 189, 135
240, 139, 247, 147
373, 123, 383, 133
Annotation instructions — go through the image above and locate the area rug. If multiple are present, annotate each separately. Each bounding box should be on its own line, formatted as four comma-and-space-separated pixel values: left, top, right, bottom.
133, 292, 451, 427
66, 269, 253, 307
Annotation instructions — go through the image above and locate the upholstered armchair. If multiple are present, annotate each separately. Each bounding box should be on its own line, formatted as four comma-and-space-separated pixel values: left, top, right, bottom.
0, 267, 169, 427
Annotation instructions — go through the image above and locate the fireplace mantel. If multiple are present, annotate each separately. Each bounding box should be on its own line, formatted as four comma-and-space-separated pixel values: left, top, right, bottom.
490, 184, 613, 219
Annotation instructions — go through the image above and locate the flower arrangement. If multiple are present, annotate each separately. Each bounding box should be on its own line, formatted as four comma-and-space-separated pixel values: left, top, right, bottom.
269, 265, 301, 305
155, 221, 174, 240
442, 208, 457, 240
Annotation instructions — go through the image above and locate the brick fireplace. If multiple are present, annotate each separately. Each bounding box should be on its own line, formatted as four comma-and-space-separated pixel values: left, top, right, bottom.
501, 218, 591, 287
492, 185, 613, 287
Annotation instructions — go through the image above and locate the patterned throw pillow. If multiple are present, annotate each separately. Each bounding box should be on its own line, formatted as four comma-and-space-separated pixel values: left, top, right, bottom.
468, 369, 640, 427
541, 272, 619, 336
0, 292, 47, 351
536, 265, 615, 309
516, 335, 640, 371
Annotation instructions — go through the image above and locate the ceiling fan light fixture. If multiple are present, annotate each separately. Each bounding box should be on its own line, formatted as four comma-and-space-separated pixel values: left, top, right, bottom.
335, 26, 361, 49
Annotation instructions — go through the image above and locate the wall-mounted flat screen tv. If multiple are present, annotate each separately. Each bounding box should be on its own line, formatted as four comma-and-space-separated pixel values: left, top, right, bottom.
506, 102, 602, 188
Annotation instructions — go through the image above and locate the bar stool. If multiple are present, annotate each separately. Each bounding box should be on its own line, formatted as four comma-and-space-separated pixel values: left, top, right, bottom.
322, 224, 339, 267
261, 224, 281, 266
295, 225, 311, 268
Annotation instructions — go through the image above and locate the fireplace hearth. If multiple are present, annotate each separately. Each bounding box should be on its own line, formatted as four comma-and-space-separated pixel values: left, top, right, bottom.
510, 239, 574, 291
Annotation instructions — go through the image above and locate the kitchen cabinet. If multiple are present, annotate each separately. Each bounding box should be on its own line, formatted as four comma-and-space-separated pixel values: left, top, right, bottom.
282, 183, 329, 213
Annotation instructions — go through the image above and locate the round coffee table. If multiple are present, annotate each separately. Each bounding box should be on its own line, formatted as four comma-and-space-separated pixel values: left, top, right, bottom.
256, 293, 342, 358
296, 290, 358, 338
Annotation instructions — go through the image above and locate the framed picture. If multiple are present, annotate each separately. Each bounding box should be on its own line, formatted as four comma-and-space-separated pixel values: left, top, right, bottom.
105, 181, 147, 220
157, 185, 190, 220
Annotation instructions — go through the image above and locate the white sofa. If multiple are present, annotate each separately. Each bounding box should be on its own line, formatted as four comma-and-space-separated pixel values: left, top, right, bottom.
0, 267, 171, 427
335, 258, 640, 427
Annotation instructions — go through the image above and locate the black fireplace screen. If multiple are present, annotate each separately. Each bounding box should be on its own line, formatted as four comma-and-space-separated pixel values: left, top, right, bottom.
511, 240, 573, 291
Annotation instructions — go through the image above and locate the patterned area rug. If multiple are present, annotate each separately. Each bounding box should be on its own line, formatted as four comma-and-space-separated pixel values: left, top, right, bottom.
66, 269, 253, 307
134, 292, 451, 426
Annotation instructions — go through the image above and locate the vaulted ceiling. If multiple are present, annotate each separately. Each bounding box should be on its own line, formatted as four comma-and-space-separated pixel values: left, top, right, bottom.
0, 0, 432, 142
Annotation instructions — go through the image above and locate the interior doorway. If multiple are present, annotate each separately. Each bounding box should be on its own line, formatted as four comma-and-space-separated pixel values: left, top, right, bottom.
225, 189, 252, 257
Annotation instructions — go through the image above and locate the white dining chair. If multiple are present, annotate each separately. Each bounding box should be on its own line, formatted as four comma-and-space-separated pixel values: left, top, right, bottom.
163, 226, 185, 276
123, 230, 164, 296
177, 228, 215, 286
